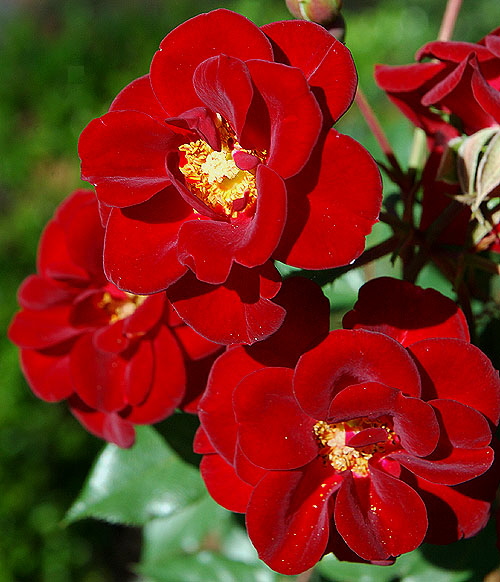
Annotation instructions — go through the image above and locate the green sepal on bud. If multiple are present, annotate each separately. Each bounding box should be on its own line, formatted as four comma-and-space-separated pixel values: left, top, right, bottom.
286, 0, 344, 39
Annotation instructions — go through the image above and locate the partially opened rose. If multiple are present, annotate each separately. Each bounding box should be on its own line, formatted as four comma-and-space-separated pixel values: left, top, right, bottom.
8, 189, 221, 447
79, 8, 382, 344
375, 27, 500, 140
197, 277, 500, 574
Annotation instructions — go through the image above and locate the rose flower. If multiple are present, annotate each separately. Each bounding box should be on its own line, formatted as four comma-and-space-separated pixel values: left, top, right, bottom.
196, 277, 500, 574
78, 8, 382, 344
8, 189, 221, 448
375, 27, 500, 141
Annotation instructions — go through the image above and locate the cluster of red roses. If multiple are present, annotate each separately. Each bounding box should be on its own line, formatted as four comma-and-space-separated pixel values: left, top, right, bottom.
9, 9, 500, 576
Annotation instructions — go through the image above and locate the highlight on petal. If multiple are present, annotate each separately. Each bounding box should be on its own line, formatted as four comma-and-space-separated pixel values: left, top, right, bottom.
343, 277, 470, 345
150, 9, 273, 116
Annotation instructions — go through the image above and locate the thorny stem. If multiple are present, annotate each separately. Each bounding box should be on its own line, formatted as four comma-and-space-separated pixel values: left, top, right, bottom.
438, 0, 463, 42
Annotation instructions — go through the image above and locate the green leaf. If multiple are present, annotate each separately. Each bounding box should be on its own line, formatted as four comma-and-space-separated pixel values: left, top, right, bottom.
139, 551, 289, 582
65, 425, 205, 526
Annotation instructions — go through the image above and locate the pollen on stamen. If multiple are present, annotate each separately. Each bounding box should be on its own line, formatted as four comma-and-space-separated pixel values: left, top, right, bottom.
178, 117, 265, 218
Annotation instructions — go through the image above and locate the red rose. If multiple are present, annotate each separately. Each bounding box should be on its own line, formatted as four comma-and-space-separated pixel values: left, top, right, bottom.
78, 9, 381, 344
8, 189, 221, 448
197, 277, 500, 574
375, 27, 500, 140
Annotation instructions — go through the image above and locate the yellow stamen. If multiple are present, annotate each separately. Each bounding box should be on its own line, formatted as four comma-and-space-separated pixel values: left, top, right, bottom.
178, 118, 265, 218
98, 291, 147, 324
313, 418, 396, 477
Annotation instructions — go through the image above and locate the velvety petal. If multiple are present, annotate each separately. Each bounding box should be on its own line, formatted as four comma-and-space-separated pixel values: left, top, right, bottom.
54, 188, 106, 279
275, 130, 382, 269
150, 9, 273, 116
37, 219, 89, 283
16, 275, 77, 310
408, 338, 500, 425
109, 74, 168, 119
125, 325, 186, 423
411, 462, 499, 544
171, 322, 221, 361
471, 63, 500, 123
247, 276, 330, 368
294, 329, 421, 419
416, 40, 494, 63
70, 334, 128, 412
69, 397, 135, 448
193, 55, 254, 138
20, 348, 73, 402
430, 399, 493, 449
122, 340, 155, 407
103, 190, 192, 294
199, 346, 263, 463
246, 459, 342, 575
200, 453, 253, 513
246, 59, 322, 178
392, 447, 494, 486
180, 348, 222, 414
92, 320, 130, 354
9, 305, 81, 349
122, 293, 166, 337
262, 19, 357, 125
79, 111, 178, 207
328, 383, 439, 458
343, 277, 470, 345
176, 165, 286, 284
335, 468, 427, 561
234, 367, 317, 470
167, 262, 285, 345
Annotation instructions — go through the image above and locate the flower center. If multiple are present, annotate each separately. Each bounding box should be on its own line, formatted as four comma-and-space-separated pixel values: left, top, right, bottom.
313, 418, 397, 477
178, 117, 265, 218
98, 291, 147, 324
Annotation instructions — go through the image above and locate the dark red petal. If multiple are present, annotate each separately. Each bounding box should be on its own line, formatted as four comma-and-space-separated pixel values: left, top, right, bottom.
246, 460, 342, 575
17, 275, 77, 310
234, 367, 316, 470
200, 453, 253, 513
246, 59, 322, 178
247, 275, 330, 368
328, 383, 439, 458
294, 329, 421, 419
335, 468, 427, 561
150, 9, 273, 116
79, 111, 177, 207
408, 338, 500, 425
70, 334, 128, 412
103, 191, 191, 294
177, 165, 286, 284
122, 293, 166, 337
9, 305, 80, 349
92, 320, 130, 354
199, 346, 263, 463
430, 399, 493, 449
392, 447, 494, 486
109, 74, 168, 119
343, 277, 470, 345
20, 348, 73, 402
37, 219, 89, 283
69, 397, 135, 448
416, 40, 494, 63
471, 63, 500, 123
275, 130, 382, 269
54, 189, 106, 279
193, 55, 254, 137
262, 19, 356, 125
412, 470, 497, 544
122, 340, 155, 407
125, 324, 186, 423
167, 263, 285, 345
172, 323, 221, 361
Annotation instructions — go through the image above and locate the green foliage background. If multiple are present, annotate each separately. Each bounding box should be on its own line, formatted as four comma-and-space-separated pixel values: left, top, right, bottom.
1, 1, 499, 580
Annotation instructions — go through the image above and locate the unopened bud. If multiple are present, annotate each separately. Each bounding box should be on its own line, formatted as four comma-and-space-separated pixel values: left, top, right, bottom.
286, 0, 343, 28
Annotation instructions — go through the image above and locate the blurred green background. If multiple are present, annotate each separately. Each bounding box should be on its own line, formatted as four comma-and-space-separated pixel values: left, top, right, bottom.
1, 0, 500, 580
